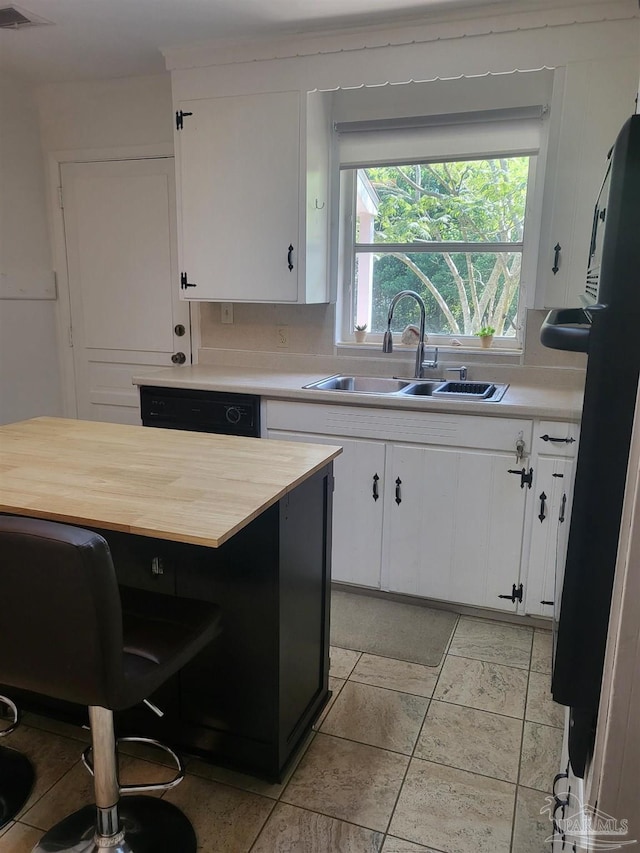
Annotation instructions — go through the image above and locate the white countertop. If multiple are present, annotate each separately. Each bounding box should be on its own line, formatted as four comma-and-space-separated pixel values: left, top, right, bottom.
132, 364, 583, 421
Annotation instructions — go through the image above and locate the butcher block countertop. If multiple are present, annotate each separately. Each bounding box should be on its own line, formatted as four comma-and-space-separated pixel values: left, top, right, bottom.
132, 364, 584, 421
0, 417, 341, 548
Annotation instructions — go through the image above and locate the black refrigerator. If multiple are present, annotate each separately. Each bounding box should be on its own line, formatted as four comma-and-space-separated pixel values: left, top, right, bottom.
540, 113, 640, 778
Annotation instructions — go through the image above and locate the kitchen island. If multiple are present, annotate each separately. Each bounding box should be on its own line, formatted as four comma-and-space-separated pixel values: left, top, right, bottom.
0, 417, 341, 781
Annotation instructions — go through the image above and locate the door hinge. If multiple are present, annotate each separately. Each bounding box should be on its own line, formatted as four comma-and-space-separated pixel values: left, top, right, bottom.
57, 186, 64, 209
175, 110, 193, 130
507, 467, 533, 489
68, 325, 73, 347
498, 583, 523, 604
180, 272, 197, 290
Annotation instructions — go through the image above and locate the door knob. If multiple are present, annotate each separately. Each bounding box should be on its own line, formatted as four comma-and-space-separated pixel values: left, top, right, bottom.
171, 352, 186, 364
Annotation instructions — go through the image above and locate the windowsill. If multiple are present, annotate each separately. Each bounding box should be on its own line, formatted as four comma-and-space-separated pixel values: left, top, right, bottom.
336, 342, 523, 359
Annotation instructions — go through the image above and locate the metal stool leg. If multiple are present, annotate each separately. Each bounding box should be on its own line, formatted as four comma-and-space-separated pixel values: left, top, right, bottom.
0, 695, 35, 830
33, 706, 196, 853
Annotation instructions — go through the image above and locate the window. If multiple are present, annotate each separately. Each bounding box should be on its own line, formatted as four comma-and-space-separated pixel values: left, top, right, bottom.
334, 91, 549, 349
347, 156, 534, 344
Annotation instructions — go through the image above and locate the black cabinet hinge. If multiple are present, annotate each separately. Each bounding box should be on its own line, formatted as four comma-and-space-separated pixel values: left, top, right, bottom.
180, 272, 197, 290
507, 467, 533, 489
176, 110, 193, 130
498, 583, 523, 604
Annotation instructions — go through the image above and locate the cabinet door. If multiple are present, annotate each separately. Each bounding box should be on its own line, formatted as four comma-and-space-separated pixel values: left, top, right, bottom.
177, 91, 300, 302
267, 430, 385, 588
540, 55, 638, 308
383, 444, 528, 611
524, 456, 574, 618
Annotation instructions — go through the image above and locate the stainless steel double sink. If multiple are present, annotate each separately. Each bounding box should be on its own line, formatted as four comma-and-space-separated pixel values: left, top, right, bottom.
303, 375, 509, 401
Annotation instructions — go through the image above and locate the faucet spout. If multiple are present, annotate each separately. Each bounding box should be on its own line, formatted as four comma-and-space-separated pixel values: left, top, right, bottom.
382, 290, 427, 378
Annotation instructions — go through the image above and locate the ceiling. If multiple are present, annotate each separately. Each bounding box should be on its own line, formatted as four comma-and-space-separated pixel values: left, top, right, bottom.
0, 0, 618, 85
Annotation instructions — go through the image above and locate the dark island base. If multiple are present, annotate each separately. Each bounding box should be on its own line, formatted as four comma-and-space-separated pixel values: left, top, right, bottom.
2, 466, 333, 783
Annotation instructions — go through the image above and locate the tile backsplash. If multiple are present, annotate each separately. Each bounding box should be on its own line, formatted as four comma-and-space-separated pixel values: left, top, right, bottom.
199, 303, 586, 373
199, 302, 335, 355
522, 310, 587, 370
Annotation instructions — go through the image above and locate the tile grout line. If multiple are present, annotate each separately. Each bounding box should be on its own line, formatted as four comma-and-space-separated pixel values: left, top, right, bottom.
508, 633, 535, 852
379, 639, 458, 848
244, 796, 278, 853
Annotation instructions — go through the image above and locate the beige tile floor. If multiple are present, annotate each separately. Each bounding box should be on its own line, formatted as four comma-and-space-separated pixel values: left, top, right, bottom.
0, 616, 562, 853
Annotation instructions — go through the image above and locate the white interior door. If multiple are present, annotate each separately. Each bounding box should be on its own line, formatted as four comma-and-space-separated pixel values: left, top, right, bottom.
61, 158, 190, 424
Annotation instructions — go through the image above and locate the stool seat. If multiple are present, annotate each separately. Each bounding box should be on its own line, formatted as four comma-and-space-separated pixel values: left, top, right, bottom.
118, 585, 221, 710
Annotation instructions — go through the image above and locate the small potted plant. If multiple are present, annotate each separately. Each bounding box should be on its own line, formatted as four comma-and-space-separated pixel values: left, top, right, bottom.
354, 323, 368, 343
475, 326, 495, 349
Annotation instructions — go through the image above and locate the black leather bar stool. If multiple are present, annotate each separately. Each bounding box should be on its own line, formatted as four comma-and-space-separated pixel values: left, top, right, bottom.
0, 516, 222, 852
0, 694, 35, 829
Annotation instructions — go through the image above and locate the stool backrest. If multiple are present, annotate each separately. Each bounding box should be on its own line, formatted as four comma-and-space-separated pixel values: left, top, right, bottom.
0, 516, 124, 708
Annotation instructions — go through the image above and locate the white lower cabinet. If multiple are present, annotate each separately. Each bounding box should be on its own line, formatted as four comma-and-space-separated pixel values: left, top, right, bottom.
266, 401, 543, 611
523, 421, 579, 618
382, 443, 529, 611
523, 455, 574, 618
266, 429, 385, 587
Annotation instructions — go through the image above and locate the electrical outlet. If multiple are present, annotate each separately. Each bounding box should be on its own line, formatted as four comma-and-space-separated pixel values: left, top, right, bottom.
276, 325, 289, 348
221, 303, 233, 324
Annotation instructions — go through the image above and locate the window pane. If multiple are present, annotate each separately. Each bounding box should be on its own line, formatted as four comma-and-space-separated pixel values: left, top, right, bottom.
358, 159, 529, 245
356, 251, 521, 337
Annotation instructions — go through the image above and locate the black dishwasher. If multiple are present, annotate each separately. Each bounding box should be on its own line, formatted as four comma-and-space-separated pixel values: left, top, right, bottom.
140, 385, 261, 437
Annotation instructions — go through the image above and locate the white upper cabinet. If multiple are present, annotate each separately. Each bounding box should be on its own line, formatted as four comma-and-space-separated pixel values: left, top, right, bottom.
175, 90, 331, 303
539, 55, 639, 309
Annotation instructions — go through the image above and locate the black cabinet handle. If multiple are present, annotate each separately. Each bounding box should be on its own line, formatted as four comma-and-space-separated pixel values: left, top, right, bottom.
372, 473, 379, 502
395, 477, 402, 505
552, 242, 561, 275
287, 244, 294, 271
538, 492, 547, 523
541, 434, 575, 444
559, 493, 567, 523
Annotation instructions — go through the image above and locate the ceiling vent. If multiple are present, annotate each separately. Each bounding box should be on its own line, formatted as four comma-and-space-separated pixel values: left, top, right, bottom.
0, 5, 53, 28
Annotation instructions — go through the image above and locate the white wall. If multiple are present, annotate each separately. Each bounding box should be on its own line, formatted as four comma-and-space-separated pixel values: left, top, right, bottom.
36, 73, 173, 152
0, 72, 61, 424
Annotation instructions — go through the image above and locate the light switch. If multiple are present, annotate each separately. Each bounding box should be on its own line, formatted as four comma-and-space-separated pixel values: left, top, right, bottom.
221, 303, 234, 324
